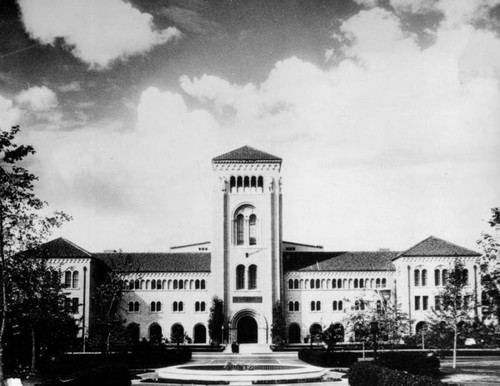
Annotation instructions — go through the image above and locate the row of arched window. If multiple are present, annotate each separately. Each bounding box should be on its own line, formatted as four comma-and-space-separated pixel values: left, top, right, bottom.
414, 267, 470, 287
127, 300, 207, 313
64, 270, 79, 289
288, 277, 387, 290
229, 175, 264, 193
288, 300, 344, 312
124, 279, 206, 291
236, 264, 258, 290
144, 322, 208, 344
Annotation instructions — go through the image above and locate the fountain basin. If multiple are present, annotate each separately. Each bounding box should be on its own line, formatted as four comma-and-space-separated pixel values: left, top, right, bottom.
134, 362, 328, 385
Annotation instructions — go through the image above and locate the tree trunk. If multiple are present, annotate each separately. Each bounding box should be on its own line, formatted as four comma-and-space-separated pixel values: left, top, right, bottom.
453, 324, 457, 369
31, 326, 36, 373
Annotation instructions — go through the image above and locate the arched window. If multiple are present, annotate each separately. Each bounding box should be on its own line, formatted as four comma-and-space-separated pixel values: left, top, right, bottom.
135, 279, 141, 289
151, 301, 156, 312
251, 176, 256, 189
195, 279, 200, 289
195, 301, 200, 312
311, 301, 315, 311
236, 214, 244, 245
338, 279, 342, 288
338, 301, 343, 310
257, 176, 264, 190
179, 280, 184, 290
248, 265, 257, 289
376, 278, 381, 288
463, 269, 469, 285
414, 269, 420, 286
359, 279, 364, 288
333, 301, 337, 311
201, 302, 206, 312
348, 279, 353, 288
230, 176, 236, 192
134, 301, 140, 312
381, 278, 387, 288
157, 279, 162, 290
316, 279, 321, 289
236, 265, 245, 289
179, 301, 184, 312
422, 270, 427, 286
72, 271, 79, 288
128, 301, 134, 312
152, 280, 157, 290
288, 279, 293, 289
435, 269, 441, 286
289, 301, 294, 312
310, 279, 315, 289
316, 301, 321, 311
244, 176, 249, 189
442, 269, 448, 284
294, 279, 299, 289
156, 301, 162, 312
294, 301, 299, 311
237, 176, 243, 191
201, 279, 206, 289
249, 214, 257, 245
173, 301, 178, 312
64, 271, 71, 288
332, 279, 337, 289
354, 279, 359, 288
173, 280, 178, 290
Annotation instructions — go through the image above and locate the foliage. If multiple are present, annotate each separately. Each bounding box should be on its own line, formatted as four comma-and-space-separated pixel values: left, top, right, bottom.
207, 296, 225, 345
170, 325, 186, 347
429, 258, 474, 368
271, 301, 287, 346
477, 207, 500, 322
298, 349, 358, 367
376, 351, 440, 378
348, 362, 445, 386
322, 323, 345, 351
1, 126, 72, 382
344, 294, 410, 347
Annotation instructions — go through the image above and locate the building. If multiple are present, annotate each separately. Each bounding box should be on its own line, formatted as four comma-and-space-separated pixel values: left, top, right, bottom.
37, 146, 481, 346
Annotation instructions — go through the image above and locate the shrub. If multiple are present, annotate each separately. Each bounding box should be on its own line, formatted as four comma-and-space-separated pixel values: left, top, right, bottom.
298, 349, 359, 367
376, 351, 440, 377
349, 362, 445, 386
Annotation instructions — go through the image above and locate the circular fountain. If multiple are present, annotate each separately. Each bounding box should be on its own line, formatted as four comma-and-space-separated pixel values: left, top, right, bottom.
134, 360, 329, 385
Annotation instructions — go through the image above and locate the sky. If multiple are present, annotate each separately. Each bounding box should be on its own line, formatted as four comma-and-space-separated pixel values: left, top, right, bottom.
0, 0, 499, 253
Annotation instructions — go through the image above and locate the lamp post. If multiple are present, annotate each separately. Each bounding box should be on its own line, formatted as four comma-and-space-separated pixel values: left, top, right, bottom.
370, 321, 379, 360
221, 325, 225, 345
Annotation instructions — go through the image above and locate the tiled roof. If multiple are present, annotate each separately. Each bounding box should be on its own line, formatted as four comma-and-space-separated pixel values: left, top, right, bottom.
212, 146, 282, 163
94, 252, 211, 272
33, 237, 93, 258
170, 241, 211, 250
394, 236, 480, 260
284, 251, 397, 272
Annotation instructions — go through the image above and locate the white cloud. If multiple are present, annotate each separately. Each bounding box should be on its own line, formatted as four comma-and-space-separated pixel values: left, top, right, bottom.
16, 86, 58, 111
18, 0, 181, 69
0, 95, 21, 129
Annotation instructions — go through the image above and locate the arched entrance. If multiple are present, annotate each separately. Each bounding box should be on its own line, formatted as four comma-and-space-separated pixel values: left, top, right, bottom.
194, 324, 207, 343
149, 323, 162, 344
237, 316, 258, 343
288, 324, 301, 343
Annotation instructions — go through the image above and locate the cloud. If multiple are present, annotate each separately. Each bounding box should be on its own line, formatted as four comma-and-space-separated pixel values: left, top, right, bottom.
16, 86, 58, 111
58, 81, 83, 92
18, 0, 181, 69
0, 95, 21, 129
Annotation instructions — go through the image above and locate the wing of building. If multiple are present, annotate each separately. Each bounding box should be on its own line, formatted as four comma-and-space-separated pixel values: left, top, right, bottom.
31, 146, 482, 346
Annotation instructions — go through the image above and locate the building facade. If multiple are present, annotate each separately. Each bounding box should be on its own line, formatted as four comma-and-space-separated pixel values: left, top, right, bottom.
38, 146, 481, 346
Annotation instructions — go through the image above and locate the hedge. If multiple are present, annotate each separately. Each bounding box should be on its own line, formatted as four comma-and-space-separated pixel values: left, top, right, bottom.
376, 351, 440, 378
298, 349, 359, 367
349, 362, 445, 386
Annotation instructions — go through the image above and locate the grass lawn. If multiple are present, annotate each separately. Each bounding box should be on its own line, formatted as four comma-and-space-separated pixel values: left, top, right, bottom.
440, 356, 500, 386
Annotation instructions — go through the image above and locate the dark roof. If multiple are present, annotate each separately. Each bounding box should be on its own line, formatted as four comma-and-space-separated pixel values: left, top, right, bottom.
284, 251, 397, 272
283, 241, 324, 249
34, 237, 92, 258
212, 146, 282, 163
394, 236, 480, 260
94, 252, 211, 273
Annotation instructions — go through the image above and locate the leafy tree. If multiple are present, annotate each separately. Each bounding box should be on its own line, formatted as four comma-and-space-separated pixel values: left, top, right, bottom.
429, 259, 473, 368
170, 325, 186, 348
1, 126, 71, 382
322, 323, 344, 352
344, 296, 410, 347
271, 301, 287, 347
477, 207, 500, 322
207, 296, 225, 345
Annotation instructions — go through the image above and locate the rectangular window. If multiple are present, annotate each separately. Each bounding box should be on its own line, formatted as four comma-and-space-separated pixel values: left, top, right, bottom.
415, 296, 421, 311
423, 296, 428, 310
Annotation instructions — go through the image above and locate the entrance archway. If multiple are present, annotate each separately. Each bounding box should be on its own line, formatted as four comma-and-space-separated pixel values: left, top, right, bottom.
237, 316, 258, 343
194, 324, 207, 343
288, 323, 301, 343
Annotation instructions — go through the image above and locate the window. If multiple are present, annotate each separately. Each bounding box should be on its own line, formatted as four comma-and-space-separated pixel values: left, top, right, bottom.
415, 296, 421, 311
381, 278, 387, 288
333, 301, 338, 311
201, 301, 206, 311
435, 269, 441, 286
152, 280, 156, 290
311, 301, 316, 311
64, 271, 71, 288
376, 278, 381, 288
310, 279, 315, 289
236, 214, 244, 245
434, 296, 441, 310
236, 265, 245, 289
72, 297, 79, 313
289, 301, 294, 312
288, 279, 293, 289
179, 280, 184, 290
338, 279, 342, 289
422, 270, 427, 286
442, 269, 448, 284
129, 301, 134, 312
332, 279, 337, 289
338, 301, 343, 310
248, 265, 257, 289
129, 280, 135, 290
463, 269, 469, 285
151, 301, 161, 312
201, 280, 206, 289
196, 279, 200, 289
178, 301, 183, 312
423, 296, 428, 310
294, 279, 299, 289
249, 214, 257, 245
359, 279, 364, 288
173, 280, 178, 290
173, 301, 183, 312
414, 269, 420, 286
316, 301, 321, 311
294, 301, 299, 311
354, 279, 358, 288
72, 271, 79, 288
156, 279, 162, 290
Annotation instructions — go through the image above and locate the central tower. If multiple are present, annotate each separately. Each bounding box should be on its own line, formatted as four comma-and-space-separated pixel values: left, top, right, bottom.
211, 146, 282, 344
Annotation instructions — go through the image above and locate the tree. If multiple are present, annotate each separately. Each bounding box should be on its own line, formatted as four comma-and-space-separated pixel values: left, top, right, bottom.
344, 295, 410, 347
207, 296, 225, 345
429, 259, 474, 368
322, 323, 344, 352
477, 207, 500, 322
271, 301, 287, 347
1, 126, 71, 383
